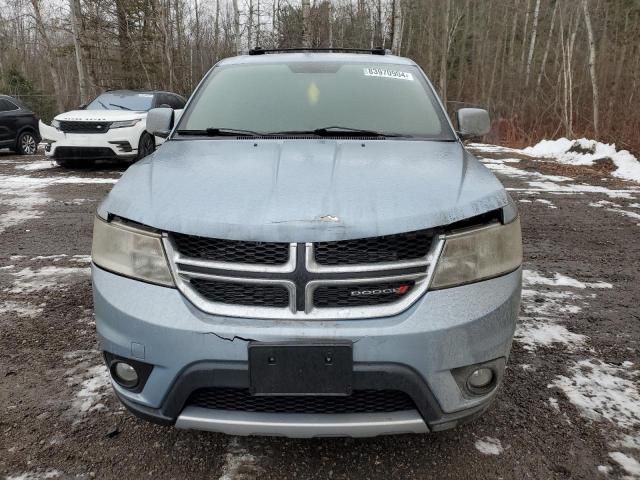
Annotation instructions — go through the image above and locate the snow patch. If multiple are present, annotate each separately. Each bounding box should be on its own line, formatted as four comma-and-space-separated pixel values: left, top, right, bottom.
550, 360, 640, 429
5, 470, 62, 480
589, 201, 640, 225
516, 321, 586, 351
0, 173, 117, 233
514, 181, 638, 199
6, 266, 90, 293
609, 452, 640, 477
64, 350, 111, 419
535, 198, 557, 209
523, 270, 612, 289
474, 437, 504, 455
481, 159, 572, 183
218, 437, 263, 480
517, 270, 610, 351
617, 434, 640, 450
521, 289, 583, 316
522, 138, 640, 183
14, 160, 57, 171
0, 301, 43, 318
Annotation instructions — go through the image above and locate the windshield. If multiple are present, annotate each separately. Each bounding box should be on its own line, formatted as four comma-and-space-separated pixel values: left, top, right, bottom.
178, 62, 454, 139
86, 92, 154, 111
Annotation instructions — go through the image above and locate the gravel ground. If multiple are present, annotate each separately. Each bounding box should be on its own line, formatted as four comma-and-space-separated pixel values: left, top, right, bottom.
0, 147, 639, 480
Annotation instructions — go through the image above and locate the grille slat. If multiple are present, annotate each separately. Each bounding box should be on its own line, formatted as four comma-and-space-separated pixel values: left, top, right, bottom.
188, 388, 416, 414
172, 233, 289, 265
189, 278, 289, 307
314, 230, 433, 265
59, 120, 112, 133
314, 281, 415, 308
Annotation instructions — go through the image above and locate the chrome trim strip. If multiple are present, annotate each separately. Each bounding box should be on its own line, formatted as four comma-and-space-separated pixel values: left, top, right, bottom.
175, 407, 429, 437
163, 234, 445, 320
305, 242, 433, 273
164, 235, 297, 274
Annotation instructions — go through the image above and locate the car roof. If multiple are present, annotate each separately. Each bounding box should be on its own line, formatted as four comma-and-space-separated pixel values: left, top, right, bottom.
102, 90, 184, 98
104, 90, 159, 96
217, 52, 417, 67
0, 95, 29, 109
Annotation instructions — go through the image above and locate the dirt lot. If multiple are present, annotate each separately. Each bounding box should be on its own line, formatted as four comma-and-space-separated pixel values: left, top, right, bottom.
1, 147, 639, 480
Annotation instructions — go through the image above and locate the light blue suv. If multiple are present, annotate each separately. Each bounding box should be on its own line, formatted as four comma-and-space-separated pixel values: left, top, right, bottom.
91, 48, 522, 437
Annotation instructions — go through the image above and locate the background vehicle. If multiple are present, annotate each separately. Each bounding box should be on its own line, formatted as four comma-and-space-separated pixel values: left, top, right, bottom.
92, 50, 522, 438
39, 90, 186, 167
0, 95, 40, 155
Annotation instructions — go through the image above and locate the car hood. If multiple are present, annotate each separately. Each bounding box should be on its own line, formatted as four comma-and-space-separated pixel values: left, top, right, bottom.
55, 110, 147, 122
98, 139, 509, 242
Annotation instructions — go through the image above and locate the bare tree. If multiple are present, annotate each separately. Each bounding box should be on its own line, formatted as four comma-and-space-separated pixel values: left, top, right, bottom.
524, 0, 541, 87
29, 0, 64, 112
302, 0, 310, 47
582, 0, 600, 137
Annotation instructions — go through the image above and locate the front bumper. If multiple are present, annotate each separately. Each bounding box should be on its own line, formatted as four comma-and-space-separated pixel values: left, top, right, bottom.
39, 121, 140, 160
93, 265, 521, 437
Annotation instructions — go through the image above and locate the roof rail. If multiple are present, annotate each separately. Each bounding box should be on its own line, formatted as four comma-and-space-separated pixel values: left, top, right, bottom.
248, 47, 386, 56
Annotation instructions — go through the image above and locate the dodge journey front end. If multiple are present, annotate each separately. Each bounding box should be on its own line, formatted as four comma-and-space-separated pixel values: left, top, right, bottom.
92, 49, 522, 437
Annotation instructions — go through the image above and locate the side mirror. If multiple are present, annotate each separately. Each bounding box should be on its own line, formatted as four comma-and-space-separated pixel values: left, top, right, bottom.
147, 107, 174, 138
78, 103, 87, 110
456, 108, 490, 140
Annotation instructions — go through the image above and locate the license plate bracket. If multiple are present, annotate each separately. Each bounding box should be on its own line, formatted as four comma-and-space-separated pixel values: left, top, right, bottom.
249, 342, 353, 396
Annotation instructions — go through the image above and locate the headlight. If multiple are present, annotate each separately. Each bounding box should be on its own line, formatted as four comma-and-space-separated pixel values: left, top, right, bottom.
51, 119, 61, 129
110, 119, 141, 128
92, 217, 174, 286
430, 218, 522, 290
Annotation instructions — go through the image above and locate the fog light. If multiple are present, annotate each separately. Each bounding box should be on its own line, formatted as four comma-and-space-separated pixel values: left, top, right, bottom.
467, 368, 494, 390
113, 361, 139, 388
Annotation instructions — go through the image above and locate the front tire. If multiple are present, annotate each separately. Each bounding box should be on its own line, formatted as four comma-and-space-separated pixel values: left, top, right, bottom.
17, 131, 38, 155
136, 132, 155, 161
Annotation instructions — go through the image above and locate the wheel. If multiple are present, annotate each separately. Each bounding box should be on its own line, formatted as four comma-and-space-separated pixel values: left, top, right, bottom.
136, 132, 155, 160
17, 131, 38, 155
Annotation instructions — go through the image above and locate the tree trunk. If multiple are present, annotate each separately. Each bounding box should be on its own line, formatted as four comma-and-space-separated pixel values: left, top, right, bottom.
440, 0, 451, 105
524, 0, 541, 87
247, 0, 253, 50
536, 0, 558, 89
233, 0, 240, 54
302, 0, 311, 48
582, 0, 600, 137
391, 0, 403, 55
69, 0, 88, 103
29, 0, 65, 112
115, 0, 131, 86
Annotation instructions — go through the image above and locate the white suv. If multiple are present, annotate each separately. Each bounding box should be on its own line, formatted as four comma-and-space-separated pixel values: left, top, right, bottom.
40, 90, 185, 167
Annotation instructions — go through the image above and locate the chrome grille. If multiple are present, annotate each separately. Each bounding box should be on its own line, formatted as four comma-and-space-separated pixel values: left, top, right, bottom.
187, 388, 416, 414
172, 233, 289, 265
165, 231, 443, 320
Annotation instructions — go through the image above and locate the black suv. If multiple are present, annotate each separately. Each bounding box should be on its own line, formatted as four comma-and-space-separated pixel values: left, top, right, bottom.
0, 95, 40, 155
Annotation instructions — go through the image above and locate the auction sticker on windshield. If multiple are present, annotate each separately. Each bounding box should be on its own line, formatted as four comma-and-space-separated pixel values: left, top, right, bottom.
364, 67, 414, 81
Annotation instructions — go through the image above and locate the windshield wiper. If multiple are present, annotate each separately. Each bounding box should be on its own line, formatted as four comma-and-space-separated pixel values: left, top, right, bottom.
109, 103, 133, 110
176, 128, 262, 137
269, 126, 403, 137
